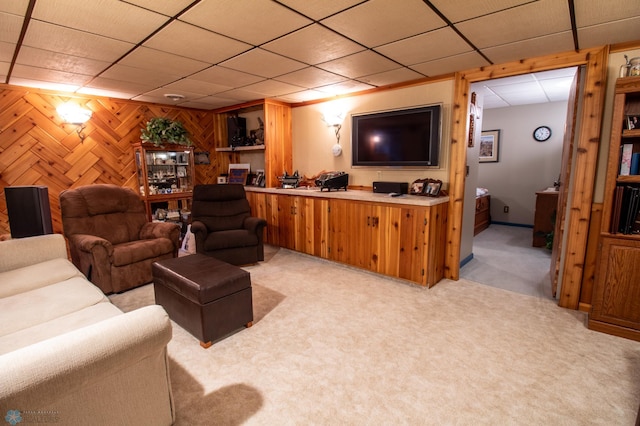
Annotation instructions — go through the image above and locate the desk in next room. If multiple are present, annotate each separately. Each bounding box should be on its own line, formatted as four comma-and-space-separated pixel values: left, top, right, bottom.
245, 187, 449, 287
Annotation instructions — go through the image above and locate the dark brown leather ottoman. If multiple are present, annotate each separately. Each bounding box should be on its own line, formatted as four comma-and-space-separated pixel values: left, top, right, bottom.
152, 253, 253, 348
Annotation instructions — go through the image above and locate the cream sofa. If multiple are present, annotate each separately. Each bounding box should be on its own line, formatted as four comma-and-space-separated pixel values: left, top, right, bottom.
0, 234, 175, 425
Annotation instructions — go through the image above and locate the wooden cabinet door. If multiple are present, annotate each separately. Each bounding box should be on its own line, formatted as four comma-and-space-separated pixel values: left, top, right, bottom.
591, 237, 640, 333
397, 206, 428, 284
328, 199, 350, 263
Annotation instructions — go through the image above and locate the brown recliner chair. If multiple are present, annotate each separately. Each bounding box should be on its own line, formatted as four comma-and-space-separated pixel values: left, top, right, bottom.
59, 184, 180, 294
190, 184, 267, 265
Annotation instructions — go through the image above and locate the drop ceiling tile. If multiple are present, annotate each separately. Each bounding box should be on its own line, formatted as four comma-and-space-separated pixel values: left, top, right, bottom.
428, 0, 532, 23
0, 41, 15, 62
262, 24, 364, 65
162, 79, 232, 96
274, 67, 347, 88
16, 46, 111, 76
184, 95, 243, 110
10, 77, 81, 93
375, 27, 472, 65
144, 21, 251, 64
482, 32, 574, 65
0, 62, 9, 79
190, 66, 264, 88
137, 87, 207, 102
276, 0, 361, 20
410, 51, 489, 76
357, 67, 424, 87
490, 81, 541, 98
100, 64, 181, 87
124, 0, 194, 17
500, 91, 549, 106
10, 64, 92, 86
0, 0, 29, 15
180, 0, 311, 46
322, 0, 444, 47
539, 77, 576, 102
575, 0, 640, 27
1, 11, 25, 43
317, 80, 375, 96
83, 76, 156, 97
215, 88, 269, 103
241, 80, 305, 97
456, 1, 571, 49
118, 46, 209, 76
275, 89, 329, 103
32, 0, 168, 43
22, 21, 134, 62
577, 18, 640, 49
316, 50, 400, 79
219, 49, 306, 78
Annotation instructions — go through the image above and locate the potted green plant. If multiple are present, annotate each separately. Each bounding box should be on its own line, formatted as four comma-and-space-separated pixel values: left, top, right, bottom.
140, 117, 192, 147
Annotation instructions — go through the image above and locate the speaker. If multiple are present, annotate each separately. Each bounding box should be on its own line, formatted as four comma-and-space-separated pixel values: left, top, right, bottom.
227, 116, 247, 146
372, 181, 409, 194
5, 185, 53, 238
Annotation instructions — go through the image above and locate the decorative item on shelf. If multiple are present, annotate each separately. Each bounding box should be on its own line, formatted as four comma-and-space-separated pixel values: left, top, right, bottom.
410, 178, 443, 197
315, 171, 348, 191
140, 117, 192, 147
57, 102, 92, 142
630, 56, 640, 77
249, 117, 265, 145
278, 170, 301, 188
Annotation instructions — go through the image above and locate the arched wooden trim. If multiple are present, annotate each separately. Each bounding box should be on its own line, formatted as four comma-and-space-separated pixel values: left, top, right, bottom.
445, 46, 609, 309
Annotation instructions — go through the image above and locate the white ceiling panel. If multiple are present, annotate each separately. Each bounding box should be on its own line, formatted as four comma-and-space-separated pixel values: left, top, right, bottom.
99, 64, 181, 87
144, 21, 251, 64
321, 0, 444, 47
0, 1, 29, 15
190, 66, 264, 88
22, 21, 134, 62
16, 46, 111, 76
262, 24, 364, 65
410, 52, 489, 77
276, 0, 361, 20
118, 46, 209, 75
241, 80, 306, 98
219, 49, 306, 79
577, 17, 640, 50
161, 79, 232, 96
0, 12, 25, 44
357, 67, 425, 87
375, 27, 472, 65
428, 0, 532, 24
124, 0, 194, 17
1, 0, 637, 109
482, 32, 575, 65
316, 51, 400, 79
31, 0, 168, 43
457, 1, 571, 49
275, 67, 347, 88
180, 0, 311, 46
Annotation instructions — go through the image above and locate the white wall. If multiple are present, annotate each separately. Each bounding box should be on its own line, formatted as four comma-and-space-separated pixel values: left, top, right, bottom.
479, 101, 567, 225
291, 79, 454, 188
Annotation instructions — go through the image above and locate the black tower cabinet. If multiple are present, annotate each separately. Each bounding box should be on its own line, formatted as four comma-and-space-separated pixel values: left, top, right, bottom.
5, 185, 53, 238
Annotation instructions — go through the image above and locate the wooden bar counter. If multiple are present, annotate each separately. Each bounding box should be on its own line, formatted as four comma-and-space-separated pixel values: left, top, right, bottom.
245, 186, 449, 287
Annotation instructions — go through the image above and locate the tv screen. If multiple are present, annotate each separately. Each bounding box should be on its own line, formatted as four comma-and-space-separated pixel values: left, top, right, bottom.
351, 104, 441, 167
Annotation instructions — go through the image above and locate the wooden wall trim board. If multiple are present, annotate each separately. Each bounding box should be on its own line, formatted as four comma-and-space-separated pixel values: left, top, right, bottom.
580, 203, 603, 308
446, 46, 609, 310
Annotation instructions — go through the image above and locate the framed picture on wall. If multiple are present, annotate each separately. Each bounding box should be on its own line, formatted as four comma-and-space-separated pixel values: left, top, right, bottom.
479, 129, 500, 163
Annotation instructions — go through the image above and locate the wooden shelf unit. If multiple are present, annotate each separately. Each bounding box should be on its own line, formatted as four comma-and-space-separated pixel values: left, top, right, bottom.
212, 99, 292, 188
588, 77, 640, 342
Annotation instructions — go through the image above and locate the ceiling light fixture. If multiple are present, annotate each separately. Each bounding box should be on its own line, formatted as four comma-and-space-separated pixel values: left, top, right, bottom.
57, 102, 92, 142
164, 94, 185, 101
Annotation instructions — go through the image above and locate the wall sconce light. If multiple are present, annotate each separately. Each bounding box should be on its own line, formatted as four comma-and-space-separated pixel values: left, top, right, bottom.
57, 102, 92, 141
322, 112, 345, 157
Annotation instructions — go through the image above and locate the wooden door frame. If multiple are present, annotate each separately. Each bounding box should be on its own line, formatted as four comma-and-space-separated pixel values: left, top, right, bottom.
445, 46, 609, 309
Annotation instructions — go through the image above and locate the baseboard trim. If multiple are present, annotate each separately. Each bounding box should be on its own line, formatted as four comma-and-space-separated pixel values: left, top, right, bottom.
460, 253, 473, 268
490, 221, 534, 228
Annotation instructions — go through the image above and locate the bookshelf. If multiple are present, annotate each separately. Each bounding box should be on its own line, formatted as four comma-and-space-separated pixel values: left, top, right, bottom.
588, 77, 640, 342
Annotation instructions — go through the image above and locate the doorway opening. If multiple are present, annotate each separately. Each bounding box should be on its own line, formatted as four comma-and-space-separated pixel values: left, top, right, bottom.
460, 67, 579, 299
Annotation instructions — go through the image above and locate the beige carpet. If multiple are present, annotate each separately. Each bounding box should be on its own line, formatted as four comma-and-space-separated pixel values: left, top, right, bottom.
109, 247, 640, 425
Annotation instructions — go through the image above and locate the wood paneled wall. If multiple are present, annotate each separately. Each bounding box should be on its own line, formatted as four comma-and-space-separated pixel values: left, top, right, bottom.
0, 85, 220, 236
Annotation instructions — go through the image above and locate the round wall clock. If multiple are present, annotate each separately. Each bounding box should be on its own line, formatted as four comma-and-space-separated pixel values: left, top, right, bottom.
533, 125, 552, 142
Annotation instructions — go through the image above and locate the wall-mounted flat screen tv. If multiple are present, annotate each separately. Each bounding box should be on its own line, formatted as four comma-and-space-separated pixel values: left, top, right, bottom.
351, 104, 441, 167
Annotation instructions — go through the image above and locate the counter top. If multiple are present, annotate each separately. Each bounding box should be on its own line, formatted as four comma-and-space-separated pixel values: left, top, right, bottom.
245, 186, 449, 207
